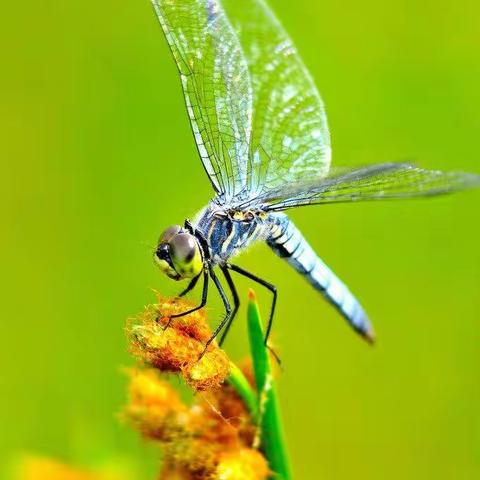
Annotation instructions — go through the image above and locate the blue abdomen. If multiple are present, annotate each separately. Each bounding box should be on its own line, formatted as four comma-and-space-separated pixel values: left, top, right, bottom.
266, 213, 374, 342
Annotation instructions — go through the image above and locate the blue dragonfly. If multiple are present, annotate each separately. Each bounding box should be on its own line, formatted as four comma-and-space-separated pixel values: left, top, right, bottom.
151, 0, 479, 350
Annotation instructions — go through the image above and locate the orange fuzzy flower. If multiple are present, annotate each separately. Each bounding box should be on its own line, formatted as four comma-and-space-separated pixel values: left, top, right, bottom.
159, 463, 193, 479
127, 295, 230, 391
182, 348, 230, 391
125, 294, 270, 479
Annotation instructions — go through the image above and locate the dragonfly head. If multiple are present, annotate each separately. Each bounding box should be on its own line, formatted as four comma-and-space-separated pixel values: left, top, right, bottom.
154, 225, 203, 281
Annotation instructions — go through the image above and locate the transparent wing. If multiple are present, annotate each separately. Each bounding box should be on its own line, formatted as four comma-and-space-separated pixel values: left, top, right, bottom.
222, 0, 331, 200
152, 0, 252, 200
243, 163, 480, 211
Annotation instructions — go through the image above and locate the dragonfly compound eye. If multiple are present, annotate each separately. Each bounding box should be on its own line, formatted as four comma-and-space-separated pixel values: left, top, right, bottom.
154, 243, 180, 280
169, 233, 203, 279
159, 224, 182, 243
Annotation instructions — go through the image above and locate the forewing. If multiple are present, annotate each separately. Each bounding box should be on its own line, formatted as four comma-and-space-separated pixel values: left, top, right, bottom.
222, 0, 331, 199
152, 0, 252, 200
253, 163, 480, 210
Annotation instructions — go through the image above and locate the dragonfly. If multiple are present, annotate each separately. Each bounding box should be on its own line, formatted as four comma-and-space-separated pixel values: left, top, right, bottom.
151, 0, 479, 351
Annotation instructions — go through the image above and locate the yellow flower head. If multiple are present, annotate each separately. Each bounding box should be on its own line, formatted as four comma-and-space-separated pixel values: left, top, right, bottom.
14, 457, 96, 480
214, 449, 270, 480
123, 368, 186, 440
13, 456, 126, 480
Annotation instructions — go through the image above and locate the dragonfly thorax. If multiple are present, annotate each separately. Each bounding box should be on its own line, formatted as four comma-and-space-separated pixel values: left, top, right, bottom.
194, 203, 269, 264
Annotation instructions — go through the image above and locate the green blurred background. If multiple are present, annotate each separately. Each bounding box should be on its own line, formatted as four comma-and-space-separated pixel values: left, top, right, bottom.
1, 0, 479, 478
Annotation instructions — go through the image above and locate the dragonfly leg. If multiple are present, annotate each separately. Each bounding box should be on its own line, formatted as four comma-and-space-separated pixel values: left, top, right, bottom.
200, 268, 232, 357
162, 269, 209, 329
227, 264, 278, 347
218, 265, 240, 347
177, 273, 201, 298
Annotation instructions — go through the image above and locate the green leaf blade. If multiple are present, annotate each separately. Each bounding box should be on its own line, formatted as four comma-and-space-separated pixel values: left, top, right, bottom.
247, 290, 292, 480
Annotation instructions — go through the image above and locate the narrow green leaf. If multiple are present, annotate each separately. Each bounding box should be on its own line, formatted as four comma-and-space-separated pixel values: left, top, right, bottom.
227, 362, 258, 423
247, 290, 292, 480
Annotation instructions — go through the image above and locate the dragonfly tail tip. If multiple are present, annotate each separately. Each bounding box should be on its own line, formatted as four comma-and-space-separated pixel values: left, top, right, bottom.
363, 327, 376, 345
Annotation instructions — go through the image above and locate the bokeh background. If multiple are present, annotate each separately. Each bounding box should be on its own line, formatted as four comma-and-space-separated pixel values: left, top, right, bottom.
1, 0, 479, 478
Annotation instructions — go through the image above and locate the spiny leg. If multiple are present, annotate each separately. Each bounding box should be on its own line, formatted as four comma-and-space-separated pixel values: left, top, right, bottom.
228, 264, 278, 346
201, 268, 232, 356
162, 269, 209, 329
218, 265, 240, 347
